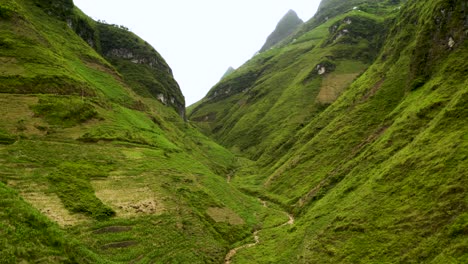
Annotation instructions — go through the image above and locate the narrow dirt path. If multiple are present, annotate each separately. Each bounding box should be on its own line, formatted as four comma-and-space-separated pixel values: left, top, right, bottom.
224, 199, 295, 264
282, 212, 294, 226
224, 231, 259, 264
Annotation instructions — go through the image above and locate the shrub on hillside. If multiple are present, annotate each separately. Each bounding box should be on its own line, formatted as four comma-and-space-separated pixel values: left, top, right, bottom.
32, 96, 98, 127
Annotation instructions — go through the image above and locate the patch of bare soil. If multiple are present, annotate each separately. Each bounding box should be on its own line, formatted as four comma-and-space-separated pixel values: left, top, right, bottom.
118, 199, 160, 214
317, 73, 360, 103
207, 207, 245, 225
0, 95, 47, 136
15, 183, 89, 226
0, 57, 24, 75
93, 178, 165, 218
360, 78, 385, 102
83, 60, 121, 81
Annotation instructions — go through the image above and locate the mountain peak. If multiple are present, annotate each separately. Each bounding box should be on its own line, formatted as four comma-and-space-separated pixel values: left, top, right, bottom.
285, 9, 299, 16
259, 9, 304, 52
221, 66, 235, 80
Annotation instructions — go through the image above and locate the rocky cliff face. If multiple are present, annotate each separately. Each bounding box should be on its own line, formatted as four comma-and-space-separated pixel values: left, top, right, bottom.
97, 23, 186, 119
259, 9, 304, 52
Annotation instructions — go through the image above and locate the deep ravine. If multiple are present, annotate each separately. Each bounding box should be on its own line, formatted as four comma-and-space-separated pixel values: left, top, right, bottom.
224, 198, 295, 264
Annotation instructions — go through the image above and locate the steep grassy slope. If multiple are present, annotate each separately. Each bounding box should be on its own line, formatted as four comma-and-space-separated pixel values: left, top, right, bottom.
0, 182, 105, 263
0, 0, 287, 263
190, 0, 394, 161
191, 0, 467, 262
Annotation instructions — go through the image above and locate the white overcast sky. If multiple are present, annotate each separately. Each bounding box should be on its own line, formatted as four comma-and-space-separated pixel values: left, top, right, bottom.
73, 0, 321, 105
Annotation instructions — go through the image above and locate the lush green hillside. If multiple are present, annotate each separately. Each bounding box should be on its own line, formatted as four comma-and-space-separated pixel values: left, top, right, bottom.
1, 0, 467, 263
0, 182, 104, 263
190, 1, 393, 161
0, 0, 286, 263
190, 0, 467, 262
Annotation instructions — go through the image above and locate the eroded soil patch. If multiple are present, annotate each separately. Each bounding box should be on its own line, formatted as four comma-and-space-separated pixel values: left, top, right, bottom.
207, 207, 245, 225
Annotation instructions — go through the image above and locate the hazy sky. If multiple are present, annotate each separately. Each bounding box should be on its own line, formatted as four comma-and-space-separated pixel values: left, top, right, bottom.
73, 0, 321, 105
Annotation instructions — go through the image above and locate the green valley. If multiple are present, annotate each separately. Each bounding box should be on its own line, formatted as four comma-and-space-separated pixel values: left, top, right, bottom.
1, 0, 467, 263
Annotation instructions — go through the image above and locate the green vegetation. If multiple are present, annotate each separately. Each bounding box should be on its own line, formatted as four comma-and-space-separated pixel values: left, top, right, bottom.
1, 0, 466, 263
0, 0, 268, 262
32, 96, 98, 127
0, 1, 18, 19
47, 162, 115, 220
0, 182, 105, 263
0, 129, 16, 145
190, 8, 384, 160
97, 22, 185, 117
190, 0, 467, 263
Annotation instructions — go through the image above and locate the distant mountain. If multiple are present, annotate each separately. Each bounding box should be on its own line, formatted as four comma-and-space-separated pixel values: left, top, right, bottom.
259, 9, 303, 52
221, 66, 235, 80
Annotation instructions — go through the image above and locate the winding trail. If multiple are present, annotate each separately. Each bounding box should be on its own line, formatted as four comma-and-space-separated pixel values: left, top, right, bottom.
224, 231, 260, 264
282, 212, 295, 226
224, 199, 295, 264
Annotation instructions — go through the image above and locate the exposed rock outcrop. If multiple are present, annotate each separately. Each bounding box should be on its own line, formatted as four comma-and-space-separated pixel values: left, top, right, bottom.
97, 23, 186, 119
